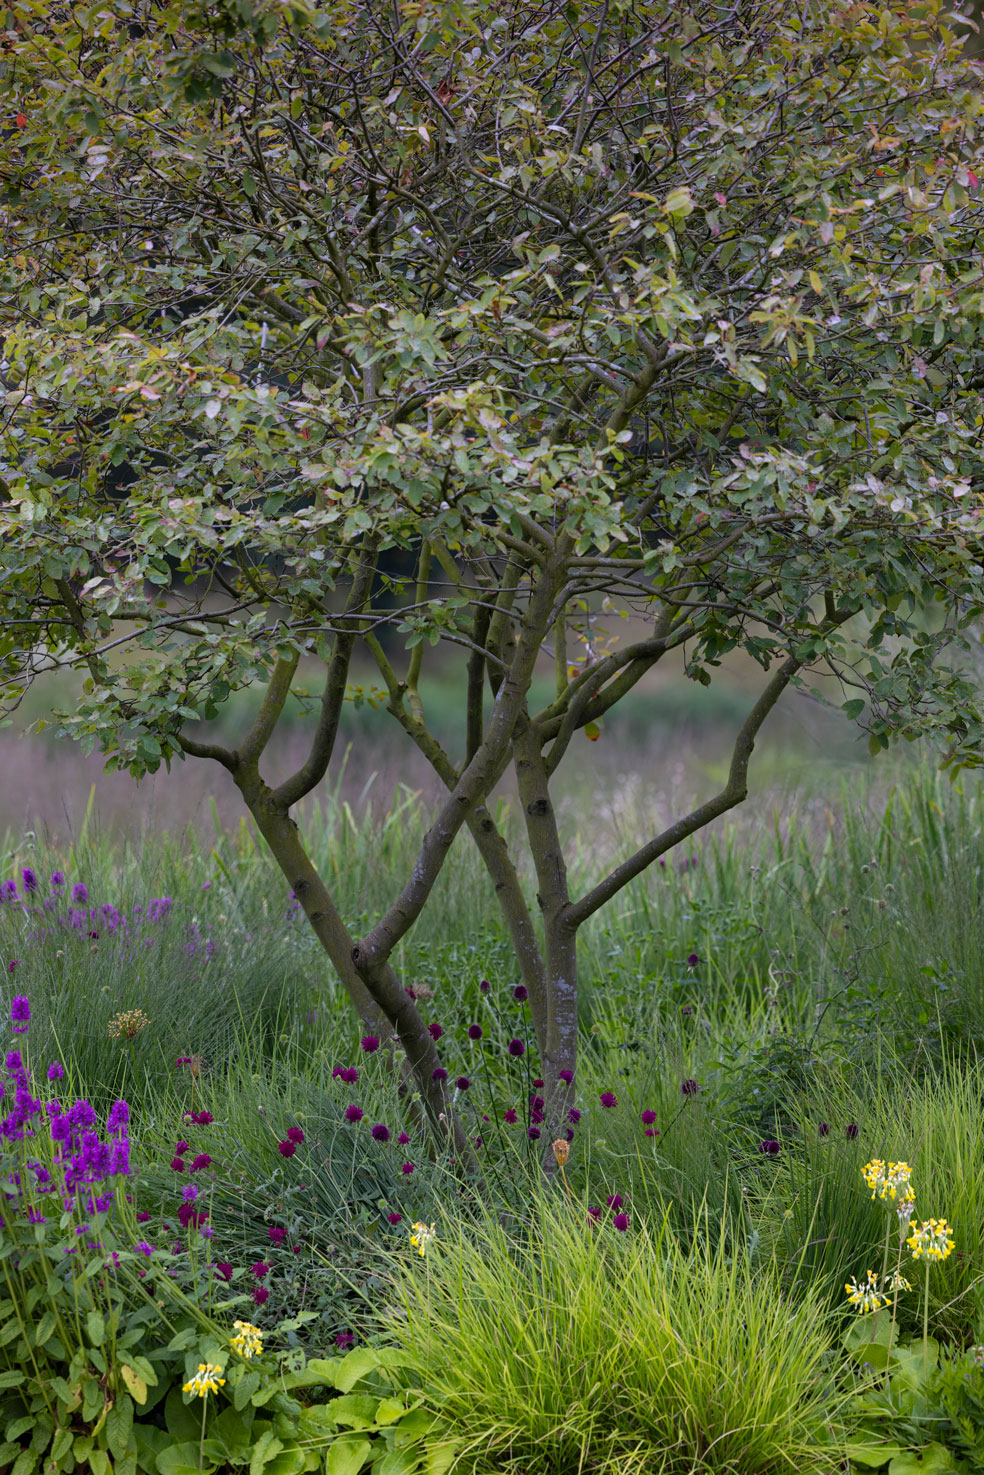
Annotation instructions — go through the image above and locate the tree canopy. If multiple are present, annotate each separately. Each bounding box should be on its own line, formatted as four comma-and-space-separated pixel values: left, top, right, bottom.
3, 0, 984, 1150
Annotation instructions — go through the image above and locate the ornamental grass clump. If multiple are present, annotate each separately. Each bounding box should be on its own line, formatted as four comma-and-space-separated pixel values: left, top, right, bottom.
387, 1195, 845, 1474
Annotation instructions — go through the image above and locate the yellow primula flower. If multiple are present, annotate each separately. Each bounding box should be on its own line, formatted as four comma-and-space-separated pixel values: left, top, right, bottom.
230, 1321, 263, 1359
409, 1221, 436, 1256
845, 1269, 888, 1315
182, 1363, 226, 1398
862, 1159, 913, 1202
907, 1217, 955, 1262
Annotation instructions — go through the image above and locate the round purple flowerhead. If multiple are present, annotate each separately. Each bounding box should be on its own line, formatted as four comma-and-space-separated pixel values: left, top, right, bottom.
613, 1213, 630, 1233
686, 953, 700, 967
846, 1123, 859, 1140
401, 1161, 414, 1175
428, 1022, 443, 1041
818, 1122, 830, 1137
370, 1123, 390, 1142
507, 1039, 525, 1057
528, 1127, 540, 1140
432, 1067, 447, 1082
467, 1024, 483, 1041
513, 985, 528, 1002
388, 1213, 402, 1225
641, 1110, 657, 1125
344, 1105, 364, 1124
253, 1286, 269, 1306
758, 1139, 780, 1156
277, 1140, 296, 1158
456, 1077, 470, 1091
479, 979, 491, 994
170, 1158, 185, 1172
503, 1108, 518, 1125
268, 1226, 285, 1245
10, 996, 29, 1034
398, 1131, 410, 1145
600, 1092, 618, 1109
607, 1194, 624, 1209
680, 1078, 699, 1097
251, 1261, 270, 1280
568, 1107, 581, 1124
286, 1126, 305, 1144
361, 1035, 379, 1054
190, 1154, 212, 1172
559, 1069, 574, 1084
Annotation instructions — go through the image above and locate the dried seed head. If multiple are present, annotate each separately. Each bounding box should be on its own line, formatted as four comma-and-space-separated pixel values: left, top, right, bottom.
552, 1138, 570, 1167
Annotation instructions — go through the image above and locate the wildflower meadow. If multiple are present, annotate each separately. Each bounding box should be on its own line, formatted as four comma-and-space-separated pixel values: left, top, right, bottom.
1, 764, 984, 1472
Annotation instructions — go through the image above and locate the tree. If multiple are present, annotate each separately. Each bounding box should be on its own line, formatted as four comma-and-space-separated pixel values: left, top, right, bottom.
3, 0, 984, 1157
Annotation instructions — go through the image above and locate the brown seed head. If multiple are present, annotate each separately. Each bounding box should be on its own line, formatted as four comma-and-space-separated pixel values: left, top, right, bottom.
552, 1138, 570, 1167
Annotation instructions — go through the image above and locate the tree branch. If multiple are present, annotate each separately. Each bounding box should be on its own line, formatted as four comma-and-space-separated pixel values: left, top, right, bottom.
564, 652, 802, 929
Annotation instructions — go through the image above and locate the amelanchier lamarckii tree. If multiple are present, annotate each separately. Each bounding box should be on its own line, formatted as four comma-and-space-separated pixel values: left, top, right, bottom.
3, 0, 984, 1157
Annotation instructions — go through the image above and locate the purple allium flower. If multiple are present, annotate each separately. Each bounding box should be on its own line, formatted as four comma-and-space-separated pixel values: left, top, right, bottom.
277, 1140, 296, 1158
819, 1122, 830, 1137
533, 1079, 544, 1088
215, 1261, 233, 1282
528, 1126, 540, 1140
504, 1108, 518, 1124
190, 1154, 212, 1172
600, 1092, 618, 1109
253, 1286, 269, 1306
613, 1213, 630, 1232
398, 1131, 410, 1145
361, 1035, 379, 1054
559, 1069, 574, 1084
136, 1210, 151, 1223
758, 1139, 780, 1156
428, 1022, 443, 1041
568, 1107, 581, 1124
170, 1158, 185, 1172
10, 996, 29, 1034
401, 1161, 414, 1175
467, 1024, 483, 1041
513, 985, 528, 1002
344, 1105, 364, 1124
432, 1067, 448, 1082
507, 1039, 525, 1057
479, 979, 491, 993
335, 1332, 354, 1349
680, 1078, 699, 1097
251, 1261, 270, 1280
21, 869, 37, 894
846, 1123, 859, 1140
286, 1126, 304, 1144
387, 1213, 402, 1225
51, 871, 65, 887
686, 953, 700, 967
175, 1140, 189, 1154
456, 1077, 470, 1091
370, 1124, 390, 1142
341, 1067, 359, 1085
46, 1062, 64, 1082
268, 1226, 285, 1245
641, 1110, 657, 1125
72, 883, 87, 904
607, 1194, 624, 1210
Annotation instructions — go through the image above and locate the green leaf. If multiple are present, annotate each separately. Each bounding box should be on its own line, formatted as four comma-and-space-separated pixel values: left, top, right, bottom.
234, 1369, 263, 1410
888, 1445, 958, 1475
33, 1310, 57, 1348
845, 1443, 901, 1469
326, 1436, 373, 1475
157, 1441, 212, 1475
86, 1310, 105, 1347
249, 1429, 284, 1475
105, 1394, 134, 1459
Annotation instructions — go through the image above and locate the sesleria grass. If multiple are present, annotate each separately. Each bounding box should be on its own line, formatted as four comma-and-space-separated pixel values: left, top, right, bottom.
384, 1192, 848, 1475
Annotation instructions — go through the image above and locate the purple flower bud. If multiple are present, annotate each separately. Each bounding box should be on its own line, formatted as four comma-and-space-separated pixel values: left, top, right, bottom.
467, 1024, 483, 1041
846, 1123, 859, 1140
680, 1078, 699, 1097
507, 1039, 525, 1057
559, 1069, 574, 1084
818, 1122, 830, 1137
456, 1077, 470, 1091
370, 1123, 390, 1142
568, 1107, 581, 1124
479, 979, 491, 993
686, 953, 700, 967
513, 985, 528, 1001
432, 1067, 448, 1082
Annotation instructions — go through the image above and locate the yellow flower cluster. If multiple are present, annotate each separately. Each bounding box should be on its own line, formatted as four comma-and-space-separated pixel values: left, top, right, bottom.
845, 1270, 888, 1315
907, 1218, 955, 1262
230, 1321, 263, 1359
409, 1221, 437, 1257
107, 1009, 150, 1041
182, 1363, 225, 1398
862, 1159, 913, 1202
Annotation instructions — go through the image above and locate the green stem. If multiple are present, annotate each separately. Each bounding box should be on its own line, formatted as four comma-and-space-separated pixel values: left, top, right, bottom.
923, 1260, 931, 1382
199, 1395, 207, 1475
